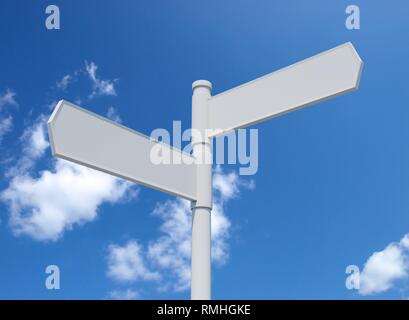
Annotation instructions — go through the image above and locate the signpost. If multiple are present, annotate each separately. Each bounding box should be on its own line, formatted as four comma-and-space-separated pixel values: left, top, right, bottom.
48, 42, 363, 300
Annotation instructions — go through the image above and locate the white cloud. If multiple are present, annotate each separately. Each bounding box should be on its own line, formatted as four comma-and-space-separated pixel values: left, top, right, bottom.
1, 117, 137, 241
147, 199, 193, 291
25, 119, 49, 158
213, 171, 239, 200
5, 116, 50, 177
106, 106, 122, 123
0, 89, 18, 109
107, 168, 254, 293
107, 240, 160, 282
56, 74, 73, 91
0, 115, 13, 142
2, 159, 136, 241
108, 289, 139, 300
52, 63, 116, 102
0, 89, 17, 143
211, 167, 254, 264
400, 234, 409, 250
358, 234, 409, 295
85, 61, 117, 98
213, 166, 255, 200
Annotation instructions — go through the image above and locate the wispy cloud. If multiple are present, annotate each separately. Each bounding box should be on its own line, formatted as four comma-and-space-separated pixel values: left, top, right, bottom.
56, 74, 74, 91
358, 234, 409, 295
107, 240, 160, 282
51, 62, 116, 104
0, 89, 18, 143
0, 89, 18, 109
85, 61, 117, 98
0, 115, 13, 142
147, 168, 254, 291
5, 115, 49, 177
147, 199, 193, 291
106, 106, 122, 123
108, 289, 139, 300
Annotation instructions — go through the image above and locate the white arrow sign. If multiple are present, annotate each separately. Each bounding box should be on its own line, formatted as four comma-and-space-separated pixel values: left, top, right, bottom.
48, 100, 197, 200
207, 42, 363, 137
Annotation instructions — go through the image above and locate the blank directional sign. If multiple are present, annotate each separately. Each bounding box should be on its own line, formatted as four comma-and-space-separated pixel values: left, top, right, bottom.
46, 41, 363, 300
207, 42, 363, 137
48, 100, 197, 200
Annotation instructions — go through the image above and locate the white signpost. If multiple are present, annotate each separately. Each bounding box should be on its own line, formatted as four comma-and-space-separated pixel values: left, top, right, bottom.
48, 42, 363, 300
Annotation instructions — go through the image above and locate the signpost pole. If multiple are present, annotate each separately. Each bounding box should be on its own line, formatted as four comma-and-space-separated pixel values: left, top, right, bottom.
191, 80, 213, 300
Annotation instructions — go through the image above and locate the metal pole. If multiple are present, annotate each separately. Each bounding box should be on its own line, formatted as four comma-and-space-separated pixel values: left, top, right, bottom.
191, 80, 213, 300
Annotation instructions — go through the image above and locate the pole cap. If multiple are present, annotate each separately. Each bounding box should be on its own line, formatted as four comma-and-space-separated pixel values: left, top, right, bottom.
192, 80, 212, 92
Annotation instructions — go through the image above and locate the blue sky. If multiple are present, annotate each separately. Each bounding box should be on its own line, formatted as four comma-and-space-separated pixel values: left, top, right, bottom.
1, 0, 409, 299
